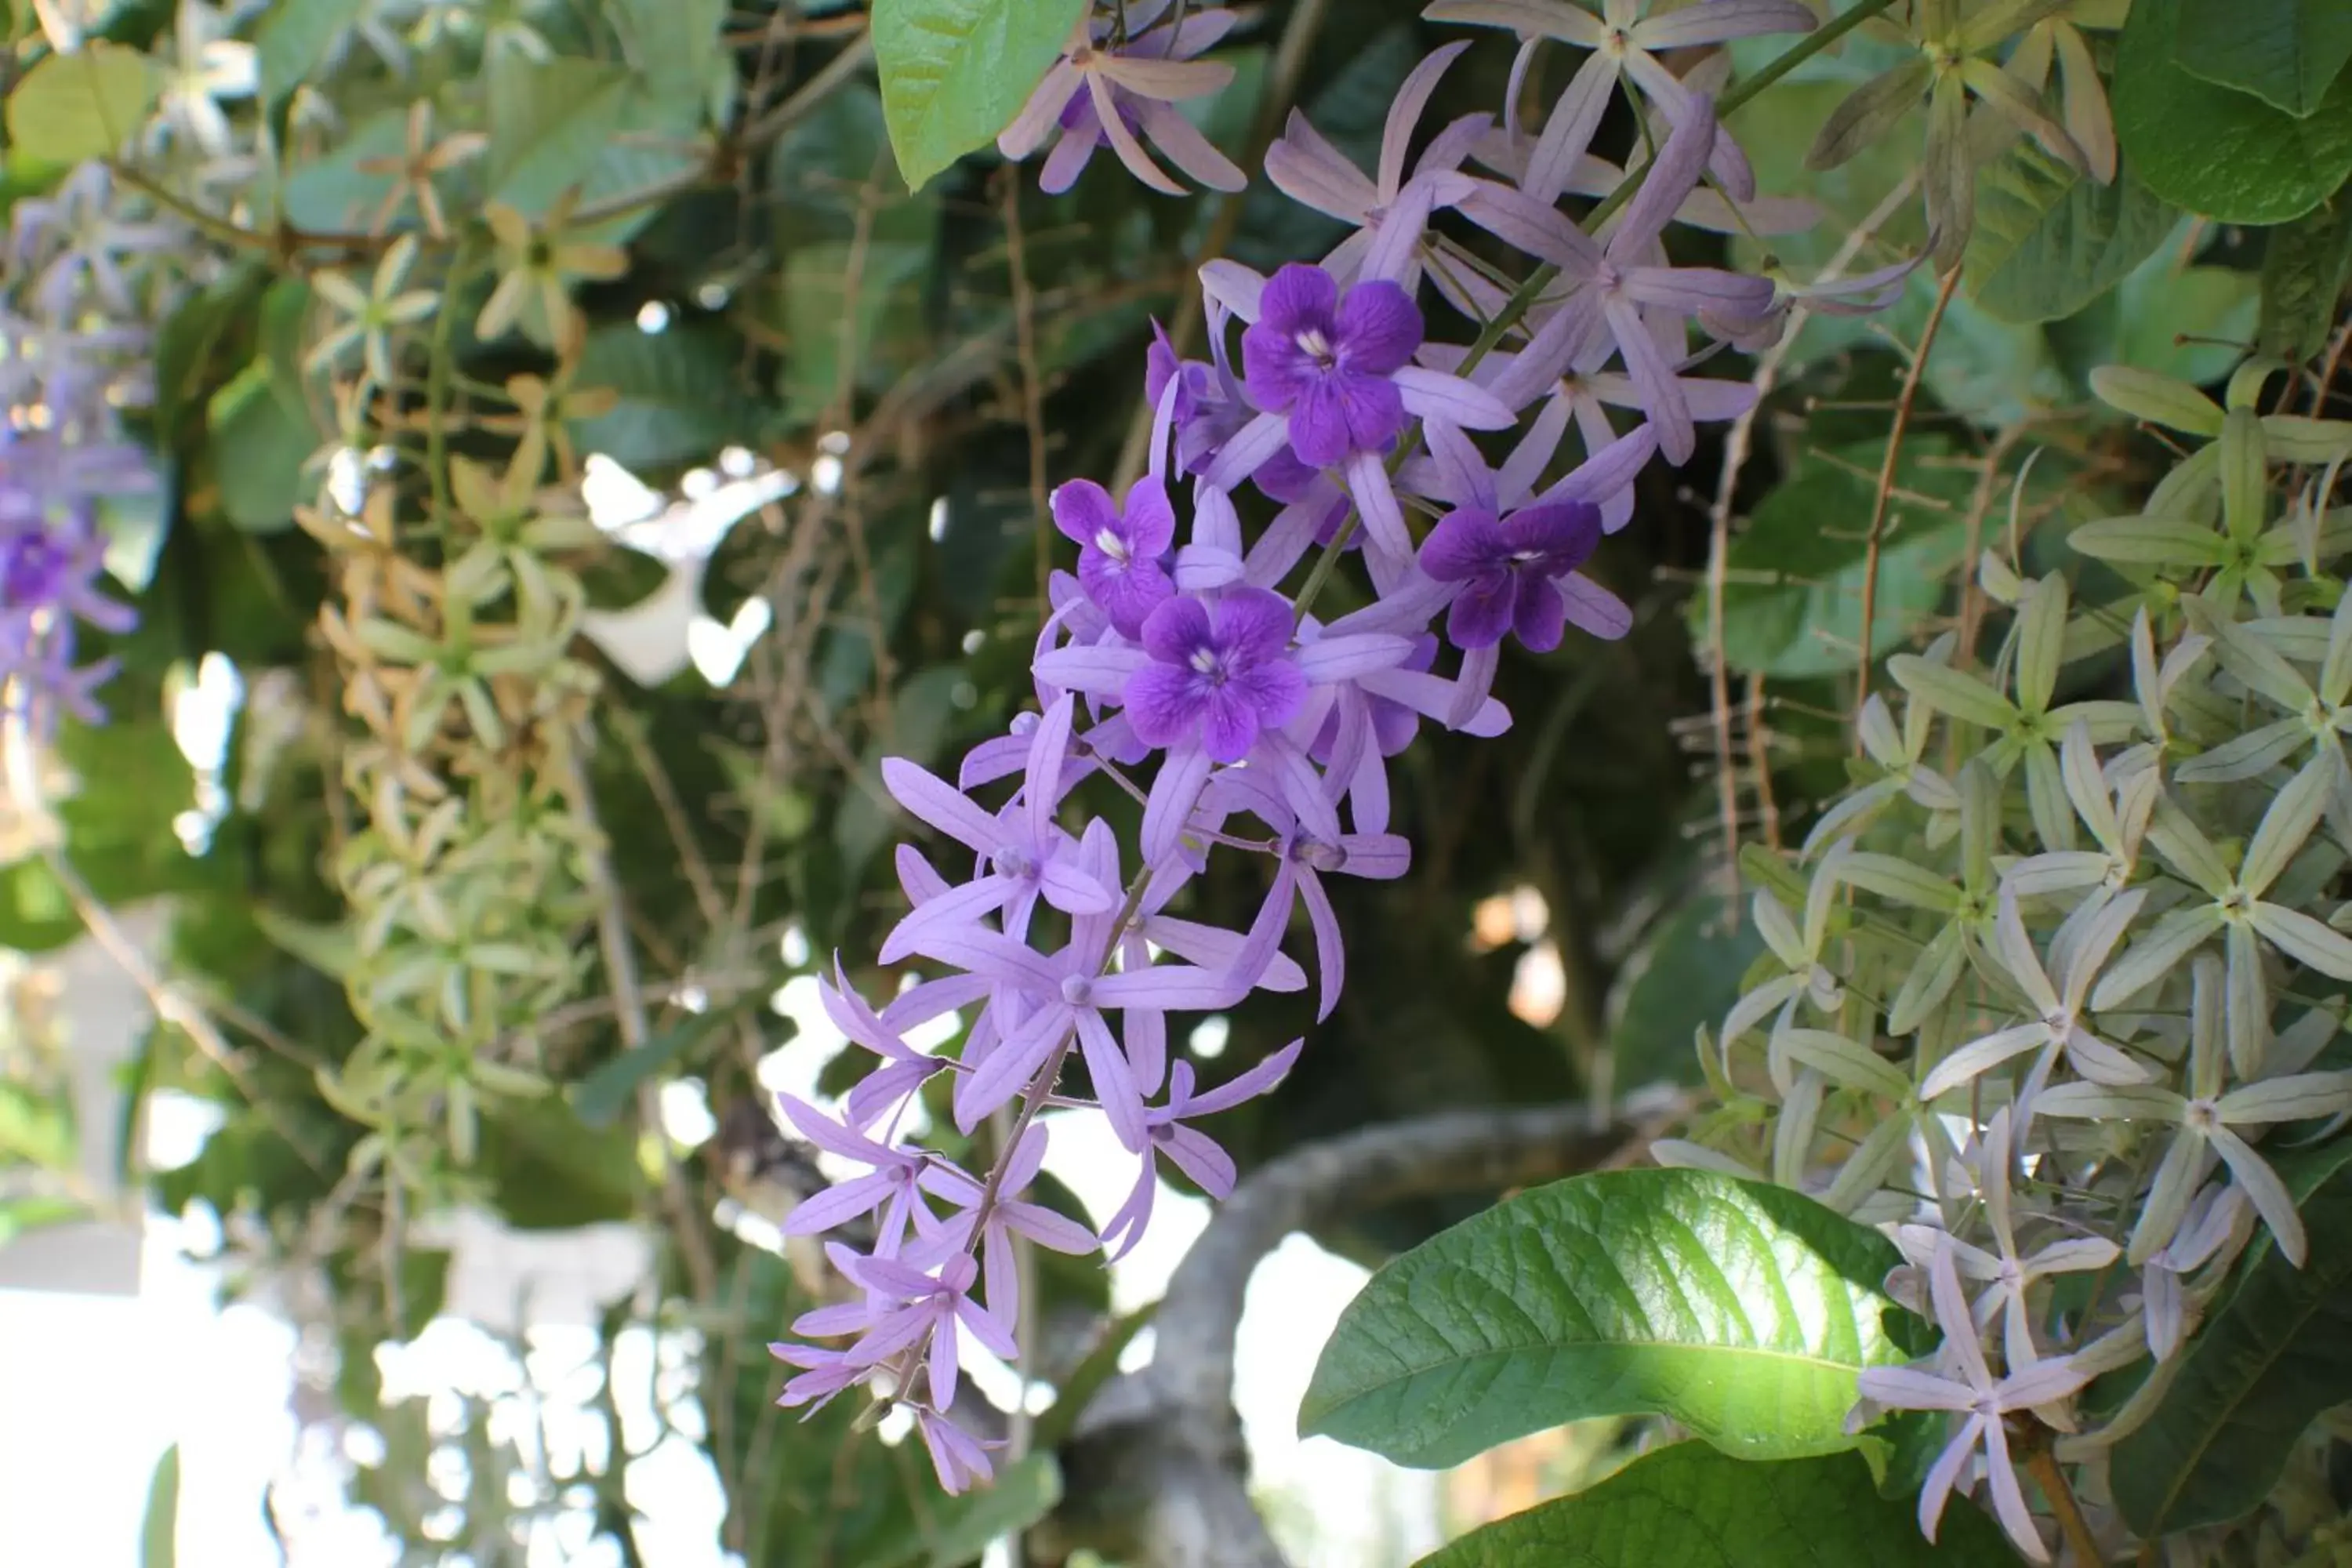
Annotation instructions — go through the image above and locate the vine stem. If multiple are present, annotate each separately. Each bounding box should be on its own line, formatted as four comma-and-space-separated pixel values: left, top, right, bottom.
2026, 1441, 2103, 1566
1853, 263, 1962, 739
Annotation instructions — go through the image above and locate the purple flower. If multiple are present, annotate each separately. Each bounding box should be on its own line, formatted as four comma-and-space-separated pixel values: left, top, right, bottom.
816, 959, 959, 1130
918, 1124, 1098, 1326
773, 1094, 946, 1256
1478, 99, 1777, 464
1420, 500, 1603, 652
1430, 0, 1814, 205
793, 1250, 1016, 1414
1241, 264, 1423, 470
0, 434, 141, 728
1214, 768, 1411, 1016
996, 2, 1246, 195
1126, 588, 1308, 764
1204, 263, 1513, 558
878, 694, 1118, 955
1262, 42, 1487, 290
1053, 475, 1177, 637
916, 1406, 1002, 1494
1103, 1038, 1304, 1258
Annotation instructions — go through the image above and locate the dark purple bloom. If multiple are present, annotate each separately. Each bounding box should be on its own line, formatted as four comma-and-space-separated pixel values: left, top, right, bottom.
1241, 263, 1421, 469
1126, 588, 1308, 764
1420, 500, 1603, 652
1052, 476, 1177, 637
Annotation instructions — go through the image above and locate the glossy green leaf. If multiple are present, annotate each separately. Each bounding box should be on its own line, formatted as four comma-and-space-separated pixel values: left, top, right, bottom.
205, 363, 314, 534
2172, 0, 2352, 118
1411, 1445, 2021, 1568
2260, 196, 2352, 363
2110, 1138, 2352, 1535
568, 999, 750, 1127
872, 0, 1087, 189
1298, 1169, 1917, 1469
2115, 0, 2352, 223
141, 1445, 179, 1568
1965, 143, 2176, 323
1701, 438, 1973, 680
4, 43, 158, 164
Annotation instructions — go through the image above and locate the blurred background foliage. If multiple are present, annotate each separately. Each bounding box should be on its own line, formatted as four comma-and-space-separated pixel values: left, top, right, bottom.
0, 0, 2343, 1561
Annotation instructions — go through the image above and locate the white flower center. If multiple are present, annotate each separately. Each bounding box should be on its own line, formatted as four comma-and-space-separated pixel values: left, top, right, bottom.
1294, 328, 1338, 370
1095, 527, 1130, 564
2186, 1098, 2220, 1131
1189, 646, 1225, 681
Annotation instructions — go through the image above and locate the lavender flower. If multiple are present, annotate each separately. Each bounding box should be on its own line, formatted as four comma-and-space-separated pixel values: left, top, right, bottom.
1103, 1039, 1304, 1257
1428, 0, 1813, 205
996, 2, 1246, 195
1480, 98, 1778, 463
791, 1249, 1016, 1415
1855, 1236, 2092, 1563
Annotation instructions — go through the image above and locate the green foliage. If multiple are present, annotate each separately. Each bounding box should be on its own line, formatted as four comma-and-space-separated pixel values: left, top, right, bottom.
140, 1445, 179, 1568
2115, 0, 2352, 223
1702, 437, 1973, 680
855, 1454, 1064, 1568
871, 0, 1087, 188
1965, 147, 2176, 325
2110, 1144, 2352, 1535
2259, 195, 2352, 361
2171, 0, 2352, 119
1298, 1170, 1916, 1468
4, 43, 158, 163
1410, 1445, 2020, 1568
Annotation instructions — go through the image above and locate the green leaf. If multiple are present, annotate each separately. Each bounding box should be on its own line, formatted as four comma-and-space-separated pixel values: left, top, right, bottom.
205, 363, 314, 533
2114, 263, 2263, 388
2114, 0, 2352, 224
2172, 0, 2352, 119
568, 1001, 746, 1128
2260, 196, 2352, 363
1700, 437, 1973, 680
255, 0, 368, 105
479, 1098, 641, 1229
2110, 1138, 2352, 1535
485, 55, 638, 212
1965, 143, 2177, 323
1410, 1445, 2021, 1568
1298, 1169, 1917, 1469
871, 0, 1087, 189
779, 236, 938, 426
252, 906, 359, 982
850, 1453, 1063, 1568
1610, 896, 1762, 1092
140, 1445, 179, 1568
604, 0, 728, 120
4, 43, 158, 164
572, 325, 764, 470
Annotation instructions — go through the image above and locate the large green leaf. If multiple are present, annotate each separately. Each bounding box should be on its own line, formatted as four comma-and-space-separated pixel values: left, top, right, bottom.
2109, 1138, 2352, 1535
603, 0, 728, 120
485, 55, 637, 211
2259, 195, 2352, 362
1965, 145, 2177, 324
3, 43, 158, 164
1698, 437, 1973, 681
1412, 1445, 2020, 1568
1298, 1169, 1916, 1468
871, 0, 1087, 189
2172, 0, 2352, 119
205, 362, 314, 534
2115, 0, 2352, 224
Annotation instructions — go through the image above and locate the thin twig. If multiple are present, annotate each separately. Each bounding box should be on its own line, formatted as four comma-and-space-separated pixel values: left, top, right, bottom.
1853, 264, 1963, 738
1700, 169, 1918, 907
561, 749, 720, 1302
2026, 1442, 2103, 1566
1002, 173, 1054, 620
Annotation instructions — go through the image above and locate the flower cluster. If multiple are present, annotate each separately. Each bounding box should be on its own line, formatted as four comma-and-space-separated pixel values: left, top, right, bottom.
782, 0, 1825, 1492
0, 163, 172, 729
1682, 363, 2352, 1560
